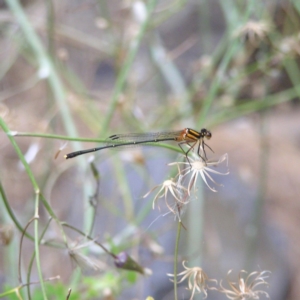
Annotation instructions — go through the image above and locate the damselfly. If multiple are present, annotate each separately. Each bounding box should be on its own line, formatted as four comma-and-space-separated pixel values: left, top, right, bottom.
64, 128, 212, 161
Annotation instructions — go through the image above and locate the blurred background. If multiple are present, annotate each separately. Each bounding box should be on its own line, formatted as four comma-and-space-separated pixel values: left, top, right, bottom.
0, 0, 300, 299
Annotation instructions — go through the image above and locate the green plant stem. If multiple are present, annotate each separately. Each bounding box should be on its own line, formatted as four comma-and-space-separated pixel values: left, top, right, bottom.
197, 0, 259, 128
19, 217, 36, 284
150, 0, 187, 29
195, 1, 240, 126
173, 221, 182, 300
5, 0, 75, 139
1, 179, 69, 251
207, 85, 300, 127
149, 32, 187, 98
45, 0, 55, 59
0, 119, 61, 221
5, 0, 94, 234
13, 132, 108, 142
27, 217, 53, 300
100, 0, 158, 133
245, 109, 269, 270
87, 162, 101, 236
187, 181, 204, 300
198, 42, 241, 127
0, 182, 19, 286
0, 287, 21, 298
13, 131, 185, 155
0, 118, 48, 297
197, 0, 212, 54
0, 117, 70, 300
0, 181, 34, 240
284, 59, 300, 99
111, 156, 134, 221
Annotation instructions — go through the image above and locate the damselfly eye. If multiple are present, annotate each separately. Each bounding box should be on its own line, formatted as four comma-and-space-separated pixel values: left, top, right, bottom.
202, 129, 211, 139
201, 128, 212, 140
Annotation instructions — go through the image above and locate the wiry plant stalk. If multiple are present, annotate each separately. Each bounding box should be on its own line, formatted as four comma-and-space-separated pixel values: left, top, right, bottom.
173, 221, 182, 300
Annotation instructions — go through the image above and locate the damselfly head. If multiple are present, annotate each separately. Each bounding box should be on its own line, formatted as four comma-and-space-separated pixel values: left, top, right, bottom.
201, 128, 212, 140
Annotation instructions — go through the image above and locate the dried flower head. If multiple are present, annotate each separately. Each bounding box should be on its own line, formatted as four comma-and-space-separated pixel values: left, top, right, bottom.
234, 21, 271, 46
170, 153, 229, 193
219, 270, 270, 300
143, 178, 189, 215
168, 261, 216, 299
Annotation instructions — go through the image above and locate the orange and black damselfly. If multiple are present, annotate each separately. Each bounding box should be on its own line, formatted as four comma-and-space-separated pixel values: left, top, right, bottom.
64, 128, 212, 160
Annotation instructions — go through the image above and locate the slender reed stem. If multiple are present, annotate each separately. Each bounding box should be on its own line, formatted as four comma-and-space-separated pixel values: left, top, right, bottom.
5, 0, 94, 233
245, 109, 269, 270
173, 221, 182, 300
33, 192, 47, 300
101, 0, 158, 133
0, 181, 33, 240
26, 217, 53, 300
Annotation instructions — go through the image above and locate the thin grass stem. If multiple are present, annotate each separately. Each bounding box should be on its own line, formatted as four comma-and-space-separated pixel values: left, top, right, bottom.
173, 221, 182, 300
100, 0, 159, 133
